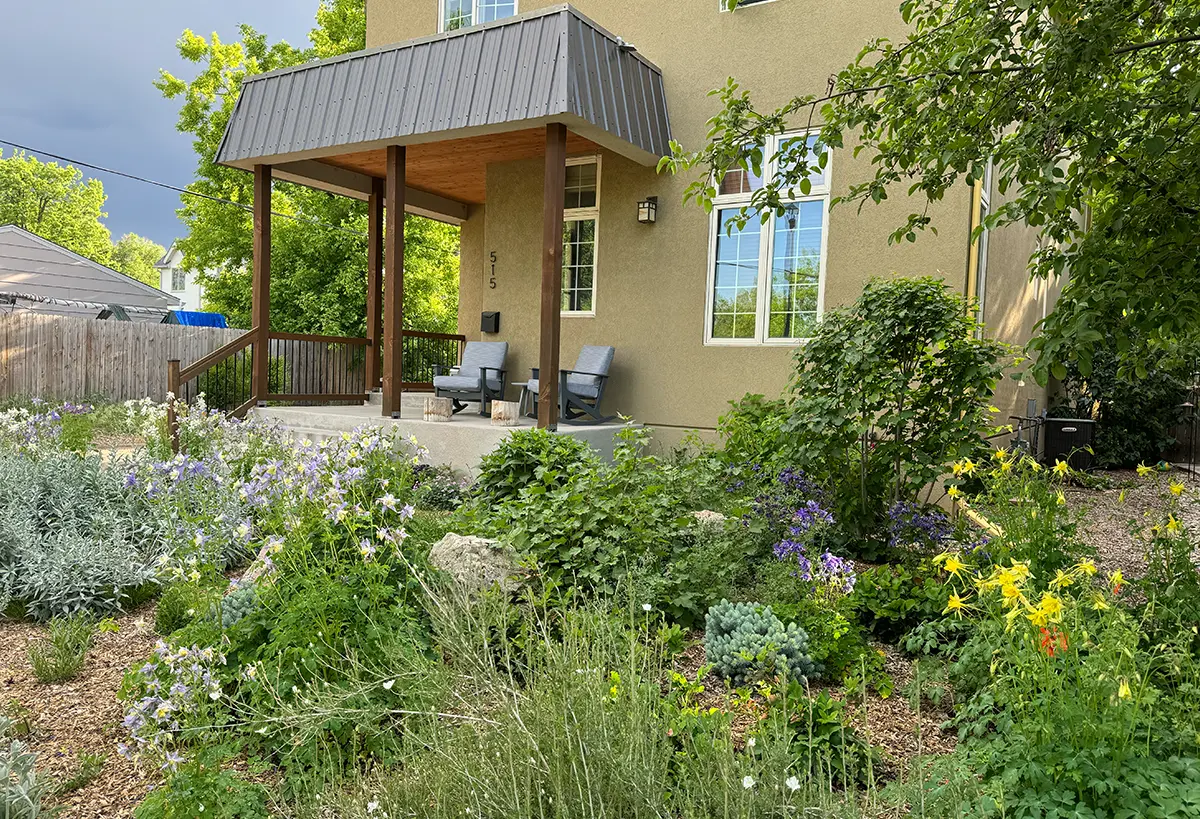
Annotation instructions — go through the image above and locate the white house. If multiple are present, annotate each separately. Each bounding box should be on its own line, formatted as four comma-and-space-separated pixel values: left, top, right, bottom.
155, 243, 207, 312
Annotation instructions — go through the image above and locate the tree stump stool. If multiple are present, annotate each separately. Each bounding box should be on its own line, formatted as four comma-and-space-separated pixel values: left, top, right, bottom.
491, 400, 521, 427
423, 396, 453, 422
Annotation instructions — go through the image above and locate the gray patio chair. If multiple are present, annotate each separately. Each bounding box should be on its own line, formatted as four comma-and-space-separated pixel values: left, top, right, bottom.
432, 341, 508, 416
525, 345, 615, 425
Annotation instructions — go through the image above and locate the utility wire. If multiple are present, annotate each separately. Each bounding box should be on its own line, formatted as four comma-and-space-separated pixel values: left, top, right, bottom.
0, 138, 367, 238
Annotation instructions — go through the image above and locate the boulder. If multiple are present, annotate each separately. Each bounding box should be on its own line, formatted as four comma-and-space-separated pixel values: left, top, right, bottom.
428, 533, 521, 594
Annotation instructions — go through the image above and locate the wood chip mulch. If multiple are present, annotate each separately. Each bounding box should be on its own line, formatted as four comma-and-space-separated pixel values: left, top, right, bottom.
0, 605, 162, 818
1064, 467, 1200, 581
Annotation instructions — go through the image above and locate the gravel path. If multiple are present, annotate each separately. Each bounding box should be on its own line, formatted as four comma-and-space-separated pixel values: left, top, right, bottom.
0, 605, 162, 818
1063, 467, 1200, 580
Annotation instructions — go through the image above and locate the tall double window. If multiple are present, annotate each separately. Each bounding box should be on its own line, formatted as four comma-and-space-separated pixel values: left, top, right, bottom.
967, 162, 992, 334
562, 156, 600, 315
440, 0, 517, 31
706, 132, 829, 344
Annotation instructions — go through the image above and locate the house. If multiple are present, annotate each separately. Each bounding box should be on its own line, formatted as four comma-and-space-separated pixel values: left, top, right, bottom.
0, 224, 180, 321
155, 243, 207, 312
204, 0, 1054, 448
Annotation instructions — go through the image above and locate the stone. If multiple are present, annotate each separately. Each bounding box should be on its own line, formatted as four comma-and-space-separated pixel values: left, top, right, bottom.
428, 532, 521, 594
424, 396, 453, 422
692, 509, 727, 528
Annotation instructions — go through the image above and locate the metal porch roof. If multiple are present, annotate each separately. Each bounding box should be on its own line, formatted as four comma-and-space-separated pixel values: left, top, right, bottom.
214, 4, 672, 171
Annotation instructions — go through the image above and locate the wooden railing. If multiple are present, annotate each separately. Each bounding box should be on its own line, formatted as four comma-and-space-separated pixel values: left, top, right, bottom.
265, 331, 369, 404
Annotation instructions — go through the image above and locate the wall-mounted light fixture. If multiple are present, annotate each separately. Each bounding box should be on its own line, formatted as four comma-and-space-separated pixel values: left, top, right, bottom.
637, 196, 658, 224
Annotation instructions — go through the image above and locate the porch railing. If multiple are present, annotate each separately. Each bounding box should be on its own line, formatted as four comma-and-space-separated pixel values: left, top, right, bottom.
265, 331, 369, 404
397, 330, 466, 391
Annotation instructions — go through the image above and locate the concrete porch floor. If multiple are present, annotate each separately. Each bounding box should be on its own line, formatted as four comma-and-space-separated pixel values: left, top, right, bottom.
250, 393, 627, 472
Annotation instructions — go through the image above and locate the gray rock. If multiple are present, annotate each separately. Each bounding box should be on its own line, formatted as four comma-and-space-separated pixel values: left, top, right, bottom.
428, 533, 521, 594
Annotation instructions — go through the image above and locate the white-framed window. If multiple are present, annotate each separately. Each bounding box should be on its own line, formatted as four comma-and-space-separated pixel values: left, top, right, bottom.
705, 132, 829, 345
562, 156, 600, 316
968, 162, 992, 334
718, 0, 778, 10
439, 0, 517, 31
171, 269, 187, 292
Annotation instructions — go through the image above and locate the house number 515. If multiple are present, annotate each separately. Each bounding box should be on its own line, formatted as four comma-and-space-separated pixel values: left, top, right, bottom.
489, 251, 497, 289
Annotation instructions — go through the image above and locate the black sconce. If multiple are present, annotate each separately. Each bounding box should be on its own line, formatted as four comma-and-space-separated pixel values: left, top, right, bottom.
637, 195, 658, 224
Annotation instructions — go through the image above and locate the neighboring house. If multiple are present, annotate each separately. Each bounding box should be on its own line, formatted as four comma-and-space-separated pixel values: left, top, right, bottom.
212, 1, 1055, 439
155, 243, 207, 312
0, 224, 180, 322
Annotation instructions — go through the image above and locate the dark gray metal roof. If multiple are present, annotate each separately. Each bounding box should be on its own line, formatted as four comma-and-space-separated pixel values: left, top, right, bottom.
215, 4, 671, 169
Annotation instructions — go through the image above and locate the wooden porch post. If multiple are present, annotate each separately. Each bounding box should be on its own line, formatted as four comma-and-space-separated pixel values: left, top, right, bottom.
251, 164, 271, 405
538, 123, 567, 430
366, 177, 384, 393
382, 145, 406, 418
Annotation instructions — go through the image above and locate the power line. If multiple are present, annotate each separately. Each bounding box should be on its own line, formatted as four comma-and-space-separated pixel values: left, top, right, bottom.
0, 138, 367, 238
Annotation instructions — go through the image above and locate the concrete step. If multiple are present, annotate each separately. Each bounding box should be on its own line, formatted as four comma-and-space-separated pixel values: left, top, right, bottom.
365, 390, 433, 409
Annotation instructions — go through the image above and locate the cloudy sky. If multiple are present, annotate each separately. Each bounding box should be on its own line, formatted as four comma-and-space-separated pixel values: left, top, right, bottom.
0, 1, 317, 251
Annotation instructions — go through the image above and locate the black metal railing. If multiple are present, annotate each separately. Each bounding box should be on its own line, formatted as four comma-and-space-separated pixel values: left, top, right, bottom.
400, 330, 465, 390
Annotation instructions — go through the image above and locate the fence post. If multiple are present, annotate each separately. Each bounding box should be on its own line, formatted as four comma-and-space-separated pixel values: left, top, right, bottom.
167, 359, 181, 454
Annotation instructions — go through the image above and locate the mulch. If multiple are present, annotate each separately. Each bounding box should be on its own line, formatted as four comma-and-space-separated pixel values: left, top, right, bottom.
0, 605, 162, 818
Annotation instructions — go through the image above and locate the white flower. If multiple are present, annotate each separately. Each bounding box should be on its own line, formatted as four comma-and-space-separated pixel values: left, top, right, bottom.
742, 775, 755, 790
382, 679, 396, 690
366, 801, 379, 814
746, 737, 755, 748
642, 603, 652, 612
785, 776, 800, 792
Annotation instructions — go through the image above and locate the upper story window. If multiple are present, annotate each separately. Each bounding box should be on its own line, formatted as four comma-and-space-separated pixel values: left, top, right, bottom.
171, 269, 187, 292
440, 0, 517, 32
562, 156, 600, 315
706, 132, 829, 345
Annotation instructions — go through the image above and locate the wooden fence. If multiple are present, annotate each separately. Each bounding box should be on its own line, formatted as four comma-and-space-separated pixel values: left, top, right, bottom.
0, 311, 244, 403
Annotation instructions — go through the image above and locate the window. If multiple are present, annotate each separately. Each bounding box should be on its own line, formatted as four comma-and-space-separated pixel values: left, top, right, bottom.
562, 157, 599, 315
966, 162, 992, 334
440, 0, 517, 31
706, 132, 829, 344
171, 269, 187, 292
719, 0, 777, 10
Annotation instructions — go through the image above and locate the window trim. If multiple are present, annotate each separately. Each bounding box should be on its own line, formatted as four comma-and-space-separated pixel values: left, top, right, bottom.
718, 0, 779, 11
704, 131, 831, 346
438, 0, 519, 32
562, 154, 600, 318
170, 269, 187, 293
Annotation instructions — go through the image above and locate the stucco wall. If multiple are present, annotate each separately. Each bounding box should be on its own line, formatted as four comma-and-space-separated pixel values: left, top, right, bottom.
369, 0, 1000, 430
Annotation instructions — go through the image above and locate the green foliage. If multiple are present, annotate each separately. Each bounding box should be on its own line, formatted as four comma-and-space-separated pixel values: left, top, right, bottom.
651, 517, 761, 627
156, 581, 222, 635
472, 429, 597, 504
0, 716, 47, 819
848, 563, 950, 643
412, 465, 467, 512
220, 583, 258, 630
157, 6, 459, 337
668, 0, 1200, 380
1053, 339, 1194, 467
133, 749, 268, 819
767, 687, 877, 786
717, 394, 789, 470
194, 354, 288, 413
54, 752, 105, 797
0, 149, 115, 268
111, 234, 166, 288
704, 599, 816, 686
902, 617, 972, 658
27, 612, 96, 683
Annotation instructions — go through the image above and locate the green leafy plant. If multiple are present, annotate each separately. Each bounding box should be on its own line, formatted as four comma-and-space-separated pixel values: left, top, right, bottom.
133, 748, 268, 819
473, 429, 597, 504
54, 751, 105, 797
704, 599, 816, 686
220, 582, 258, 630
0, 716, 47, 819
849, 562, 951, 643
27, 612, 96, 683
766, 687, 878, 786
156, 581, 221, 635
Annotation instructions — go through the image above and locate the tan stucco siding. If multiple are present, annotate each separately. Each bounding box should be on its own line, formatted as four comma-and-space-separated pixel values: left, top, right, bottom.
368, 0, 1008, 430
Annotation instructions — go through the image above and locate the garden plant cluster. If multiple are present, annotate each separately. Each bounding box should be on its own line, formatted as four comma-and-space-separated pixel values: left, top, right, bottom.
0, 279, 1197, 819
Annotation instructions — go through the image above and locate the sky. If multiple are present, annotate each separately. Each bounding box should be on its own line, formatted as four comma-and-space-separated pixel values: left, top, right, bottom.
0, 1, 317, 252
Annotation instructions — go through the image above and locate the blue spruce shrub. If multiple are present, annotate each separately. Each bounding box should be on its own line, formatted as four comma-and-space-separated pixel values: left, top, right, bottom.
704, 599, 817, 686
221, 583, 259, 630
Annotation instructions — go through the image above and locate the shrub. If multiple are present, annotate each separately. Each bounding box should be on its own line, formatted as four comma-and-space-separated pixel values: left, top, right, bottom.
647, 516, 761, 627
704, 599, 816, 686
27, 613, 96, 683
133, 749, 268, 819
220, 583, 258, 630
156, 582, 221, 635
849, 563, 950, 643
0, 717, 47, 819
473, 429, 596, 504
412, 465, 468, 511
717, 393, 789, 471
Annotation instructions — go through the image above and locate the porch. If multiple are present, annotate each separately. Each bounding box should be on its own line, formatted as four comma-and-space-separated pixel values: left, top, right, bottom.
165, 5, 670, 448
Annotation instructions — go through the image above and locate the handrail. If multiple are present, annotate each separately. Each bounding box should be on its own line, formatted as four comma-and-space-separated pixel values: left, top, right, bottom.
179, 330, 256, 383
401, 329, 467, 342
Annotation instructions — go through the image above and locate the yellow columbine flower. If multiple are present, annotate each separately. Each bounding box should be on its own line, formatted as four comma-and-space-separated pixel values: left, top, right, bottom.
1136, 462, 1154, 478
993, 448, 1009, 462
1074, 559, 1098, 577
1009, 561, 1032, 582
1118, 679, 1132, 700
932, 552, 950, 566
1091, 593, 1110, 611
944, 593, 970, 617
1001, 583, 1024, 608
1030, 460, 1043, 473
1169, 481, 1186, 497
1109, 570, 1125, 594
1000, 460, 1013, 474
962, 459, 978, 476
1027, 607, 1049, 627
943, 555, 967, 578
1038, 592, 1064, 622
1118, 489, 1127, 503
1167, 515, 1182, 535
947, 485, 962, 500
1049, 569, 1074, 590
1053, 460, 1069, 477
1056, 491, 1067, 506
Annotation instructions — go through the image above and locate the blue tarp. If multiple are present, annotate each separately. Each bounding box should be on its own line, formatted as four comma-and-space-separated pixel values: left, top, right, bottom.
165, 310, 229, 328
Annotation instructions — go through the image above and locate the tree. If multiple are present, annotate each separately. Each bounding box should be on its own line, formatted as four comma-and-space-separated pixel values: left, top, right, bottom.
156, 1, 460, 337
111, 234, 166, 288
666, 0, 1200, 382
0, 150, 115, 266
